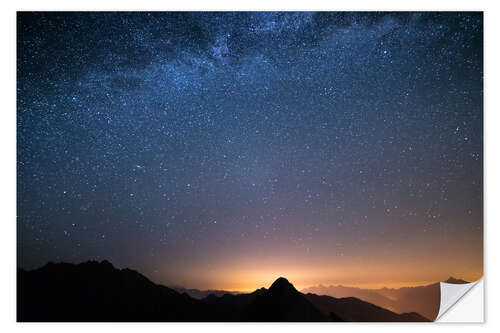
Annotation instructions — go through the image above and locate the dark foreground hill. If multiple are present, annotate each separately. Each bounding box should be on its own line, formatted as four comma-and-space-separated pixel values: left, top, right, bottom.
17, 260, 206, 321
201, 277, 328, 321
17, 260, 430, 322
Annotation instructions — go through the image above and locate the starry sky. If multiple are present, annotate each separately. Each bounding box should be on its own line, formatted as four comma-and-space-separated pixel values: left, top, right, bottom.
17, 12, 483, 291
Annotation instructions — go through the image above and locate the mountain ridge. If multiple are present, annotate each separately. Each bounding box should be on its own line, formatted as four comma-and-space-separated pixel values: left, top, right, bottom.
301, 276, 471, 320
18, 260, 430, 322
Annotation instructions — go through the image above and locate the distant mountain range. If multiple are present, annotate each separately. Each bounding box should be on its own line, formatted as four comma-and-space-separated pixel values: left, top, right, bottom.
301, 277, 469, 320
173, 287, 240, 299
17, 260, 430, 322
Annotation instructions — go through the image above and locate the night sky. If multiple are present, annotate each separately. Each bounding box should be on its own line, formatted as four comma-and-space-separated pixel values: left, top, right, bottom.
17, 12, 483, 291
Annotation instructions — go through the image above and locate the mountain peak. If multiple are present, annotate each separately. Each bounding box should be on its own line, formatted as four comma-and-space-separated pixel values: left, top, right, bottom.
445, 277, 469, 284
77, 259, 115, 270
270, 277, 291, 287
269, 277, 298, 295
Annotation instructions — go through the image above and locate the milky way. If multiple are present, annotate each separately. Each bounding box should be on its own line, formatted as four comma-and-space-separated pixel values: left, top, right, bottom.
17, 12, 483, 290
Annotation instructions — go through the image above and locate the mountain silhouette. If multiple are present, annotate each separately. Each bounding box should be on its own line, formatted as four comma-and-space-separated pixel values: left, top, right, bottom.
17, 260, 206, 321
198, 278, 329, 321
301, 284, 397, 312
302, 276, 470, 320
444, 277, 469, 284
269, 277, 297, 294
304, 294, 429, 322
173, 287, 240, 299
18, 260, 430, 322
244, 277, 328, 321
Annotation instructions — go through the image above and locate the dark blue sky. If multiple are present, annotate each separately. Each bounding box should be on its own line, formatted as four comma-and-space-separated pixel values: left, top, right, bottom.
17, 12, 483, 290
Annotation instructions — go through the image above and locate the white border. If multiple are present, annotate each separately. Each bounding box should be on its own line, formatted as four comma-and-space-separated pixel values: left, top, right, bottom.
2, 1, 498, 332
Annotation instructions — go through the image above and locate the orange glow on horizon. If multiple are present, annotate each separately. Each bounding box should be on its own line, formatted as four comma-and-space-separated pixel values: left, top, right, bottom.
180, 269, 484, 293
150, 217, 483, 293
158, 257, 483, 292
